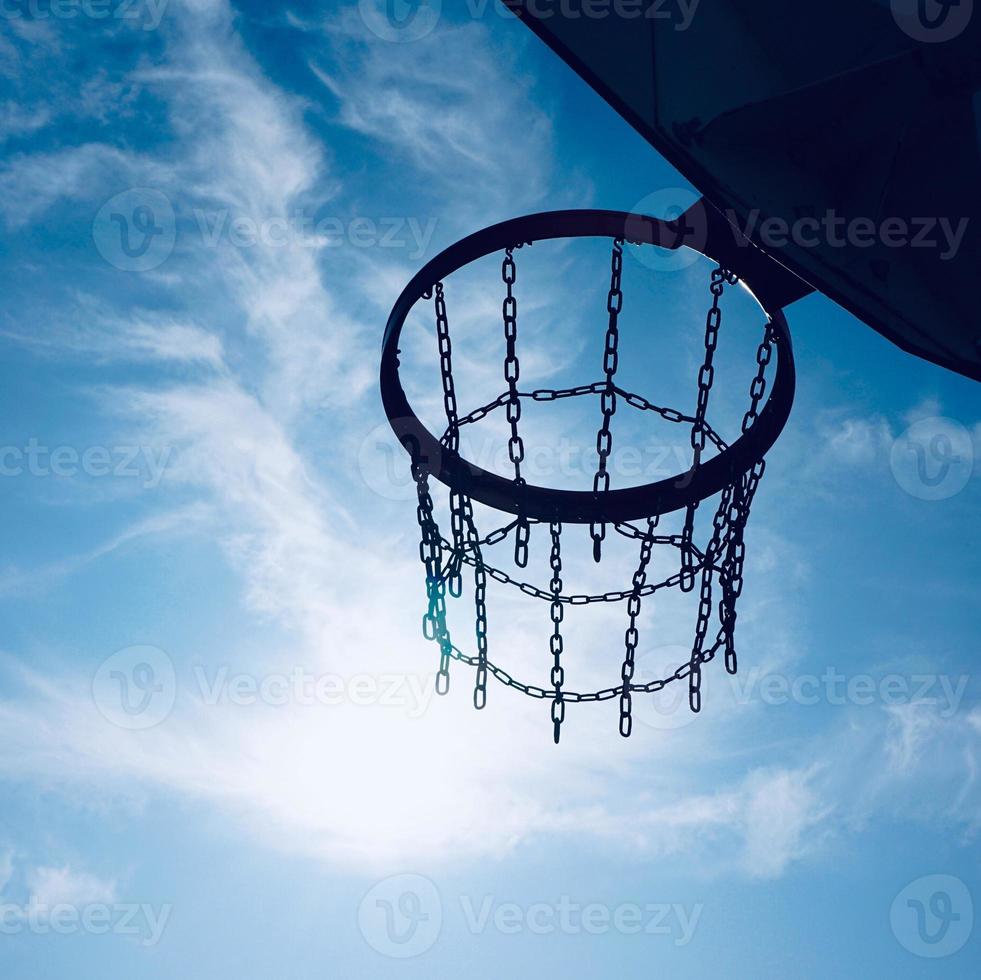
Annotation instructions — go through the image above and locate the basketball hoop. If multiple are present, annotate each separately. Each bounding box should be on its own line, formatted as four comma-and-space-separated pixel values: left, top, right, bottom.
381, 209, 795, 741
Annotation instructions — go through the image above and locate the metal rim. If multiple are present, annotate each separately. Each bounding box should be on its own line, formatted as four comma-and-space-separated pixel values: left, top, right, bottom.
380, 209, 795, 525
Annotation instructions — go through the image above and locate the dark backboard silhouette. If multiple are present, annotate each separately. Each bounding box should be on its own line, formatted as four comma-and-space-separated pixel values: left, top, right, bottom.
503, 0, 981, 382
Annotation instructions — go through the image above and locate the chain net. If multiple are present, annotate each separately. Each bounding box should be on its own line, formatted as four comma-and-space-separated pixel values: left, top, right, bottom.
409, 240, 776, 741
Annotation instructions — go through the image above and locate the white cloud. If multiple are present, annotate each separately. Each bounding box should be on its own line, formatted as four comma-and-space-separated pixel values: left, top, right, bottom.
2, 311, 226, 370
0, 850, 14, 894
0, 505, 212, 598
26, 865, 117, 909
737, 767, 829, 878
0, 144, 162, 229
0, 101, 51, 142
313, 15, 554, 219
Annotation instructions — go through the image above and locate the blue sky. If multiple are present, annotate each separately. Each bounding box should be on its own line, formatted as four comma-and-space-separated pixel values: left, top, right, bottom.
0, 1, 979, 977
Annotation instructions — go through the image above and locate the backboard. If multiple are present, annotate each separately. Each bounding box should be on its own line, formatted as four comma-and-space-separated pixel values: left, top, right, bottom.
502, 0, 981, 382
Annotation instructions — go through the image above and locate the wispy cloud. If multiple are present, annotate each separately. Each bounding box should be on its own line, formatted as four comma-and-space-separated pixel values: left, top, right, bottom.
0, 504, 211, 598
26, 864, 117, 909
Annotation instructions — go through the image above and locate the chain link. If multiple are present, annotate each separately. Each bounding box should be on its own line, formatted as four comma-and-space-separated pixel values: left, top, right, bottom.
590, 239, 625, 562
680, 267, 736, 594
412, 460, 453, 695
619, 517, 657, 737
443, 383, 727, 451
742, 320, 775, 433
502, 247, 531, 568
548, 522, 565, 743
460, 497, 489, 710
444, 629, 728, 702
433, 284, 467, 599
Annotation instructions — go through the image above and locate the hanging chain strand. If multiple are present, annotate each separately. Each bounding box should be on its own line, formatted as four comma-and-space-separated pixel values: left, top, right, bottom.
434, 283, 466, 599
461, 498, 489, 709
619, 516, 658, 737
685, 266, 735, 705
503, 247, 531, 568
590, 238, 624, 563
720, 319, 776, 674
412, 458, 453, 694
681, 266, 732, 593
549, 522, 565, 743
